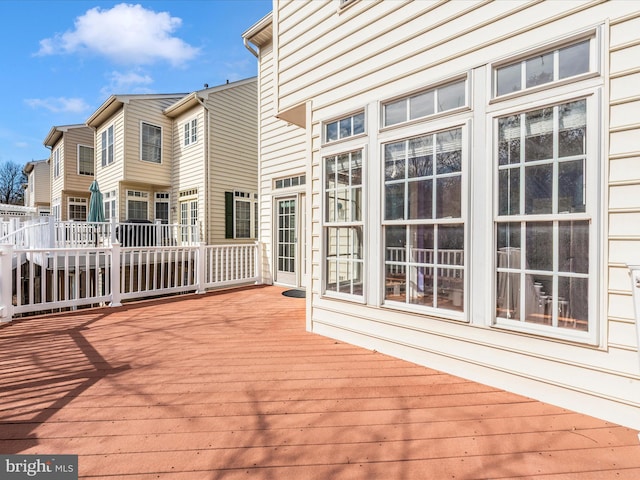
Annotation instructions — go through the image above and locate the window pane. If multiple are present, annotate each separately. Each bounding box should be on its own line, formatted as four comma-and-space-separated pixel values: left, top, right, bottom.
558, 276, 588, 331
409, 225, 434, 263
499, 168, 520, 216
498, 115, 521, 166
339, 118, 352, 138
496, 63, 521, 96
326, 156, 336, 189
436, 128, 462, 174
525, 164, 553, 214
326, 121, 338, 142
336, 154, 350, 187
408, 135, 433, 178
526, 222, 552, 271
385, 263, 406, 301
351, 187, 362, 222
438, 225, 464, 264
559, 40, 590, 79
526, 52, 554, 88
128, 200, 148, 220
496, 268, 520, 320
351, 150, 363, 186
408, 266, 434, 306
437, 81, 465, 111
353, 112, 365, 135
385, 141, 406, 180
525, 107, 553, 161
385, 183, 405, 220
558, 160, 585, 213
497, 222, 521, 259
559, 221, 588, 274
385, 99, 407, 126
408, 179, 432, 219
559, 100, 586, 157
438, 268, 464, 311
410, 90, 434, 119
436, 176, 461, 218
525, 274, 553, 325
385, 225, 406, 260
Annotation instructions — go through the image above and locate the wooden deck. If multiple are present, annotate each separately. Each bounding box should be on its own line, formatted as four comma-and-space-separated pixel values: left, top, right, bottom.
1, 285, 639, 479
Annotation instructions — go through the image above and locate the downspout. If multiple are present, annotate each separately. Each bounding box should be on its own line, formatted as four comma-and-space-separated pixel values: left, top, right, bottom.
244, 37, 259, 58
195, 95, 209, 244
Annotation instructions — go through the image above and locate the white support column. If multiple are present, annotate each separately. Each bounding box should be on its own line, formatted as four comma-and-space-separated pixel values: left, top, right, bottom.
196, 242, 206, 294
0, 244, 14, 322
110, 241, 122, 307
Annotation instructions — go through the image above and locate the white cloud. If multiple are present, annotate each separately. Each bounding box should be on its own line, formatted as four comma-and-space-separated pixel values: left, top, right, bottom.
100, 70, 154, 97
24, 97, 90, 114
37, 3, 199, 66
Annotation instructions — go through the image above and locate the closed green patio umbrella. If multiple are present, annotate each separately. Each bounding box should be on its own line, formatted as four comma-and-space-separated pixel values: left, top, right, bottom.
88, 180, 105, 222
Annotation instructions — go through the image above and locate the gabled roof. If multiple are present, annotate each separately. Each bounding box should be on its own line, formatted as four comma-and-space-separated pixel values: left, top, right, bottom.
163, 77, 257, 118
43, 124, 88, 148
86, 93, 187, 128
23, 159, 48, 174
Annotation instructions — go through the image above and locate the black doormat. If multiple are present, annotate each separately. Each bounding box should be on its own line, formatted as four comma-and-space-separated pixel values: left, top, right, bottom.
282, 289, 306, 298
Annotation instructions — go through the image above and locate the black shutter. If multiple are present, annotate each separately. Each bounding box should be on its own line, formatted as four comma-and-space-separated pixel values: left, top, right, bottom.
225, 192, 234, 238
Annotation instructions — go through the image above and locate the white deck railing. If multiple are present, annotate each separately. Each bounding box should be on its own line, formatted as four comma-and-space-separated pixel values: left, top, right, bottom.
0, 217, 200, 248
0, 242, 261, 321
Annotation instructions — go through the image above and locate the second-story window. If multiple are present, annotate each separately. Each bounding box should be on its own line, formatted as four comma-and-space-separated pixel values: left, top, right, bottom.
324, 111, 365, 144
184, 118, 198, 146
52, 148, 60, 179
141, 122, 162, 163
101, 125, 114, 167
78, 145, 94, 176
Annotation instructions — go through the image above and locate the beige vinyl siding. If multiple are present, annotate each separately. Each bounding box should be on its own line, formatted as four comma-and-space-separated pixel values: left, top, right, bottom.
95, 109, 125, 220
171, 107, 205, 227
63, 126, 94, 192
123, 97, 180, 186
257, 41, 307, 284
207, 80, 258, 243
50, 139, 65, 218
268, 0, 640, 428
607, 11, 640, 356
28, 162, 50, 207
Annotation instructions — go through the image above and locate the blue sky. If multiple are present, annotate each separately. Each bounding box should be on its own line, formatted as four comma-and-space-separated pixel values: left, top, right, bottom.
0, 0, 272, 167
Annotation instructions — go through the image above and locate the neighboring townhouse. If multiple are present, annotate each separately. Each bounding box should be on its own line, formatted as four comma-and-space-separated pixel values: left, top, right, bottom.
244, 1, 640, 429
164, 78, 259, 244
86, 94, 186, 224
22, 159, 50, 215
43, 124, 95, 221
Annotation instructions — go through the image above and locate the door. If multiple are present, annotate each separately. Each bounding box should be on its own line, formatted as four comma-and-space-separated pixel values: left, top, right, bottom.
276, 197, 298, 286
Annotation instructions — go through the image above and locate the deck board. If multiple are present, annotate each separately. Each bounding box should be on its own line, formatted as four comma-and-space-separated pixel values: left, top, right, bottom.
1, 285, 639, 479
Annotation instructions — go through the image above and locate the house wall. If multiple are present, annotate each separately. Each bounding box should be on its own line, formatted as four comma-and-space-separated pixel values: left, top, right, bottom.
27, 162, 50, 208
63, 126, 94, 194
256, 41, 307, 284
207, 79, 259, 244
170, 106, 206, 229
268, 0, 640, 428
50, 138, 65, 218
95, 107, 125, 219
123, 97, 180, 187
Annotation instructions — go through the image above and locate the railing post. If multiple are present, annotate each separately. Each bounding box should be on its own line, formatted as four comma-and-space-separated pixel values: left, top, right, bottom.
627, 265, 640, 371
110, 217, 117, 245
196, 242, 206, 294
110, 241, 122, 307
254, 241, 262, 285
0, 244, 14, 322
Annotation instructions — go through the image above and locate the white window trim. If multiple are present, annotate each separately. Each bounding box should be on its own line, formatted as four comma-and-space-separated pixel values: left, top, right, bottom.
126, 190, 150, 220
378, 119, 470, 322
68, 197, 88, 221
233, 191, 258, 239
322, 109, 367, 147
380, 73, 470, 131
183, 117, 198, 147
487, 87, 602, 345
320, 143, 368, 302
77, 144, 94, 176
489, 26, 601, 103
101, 125, 114, 167
140, 121, 163, 164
